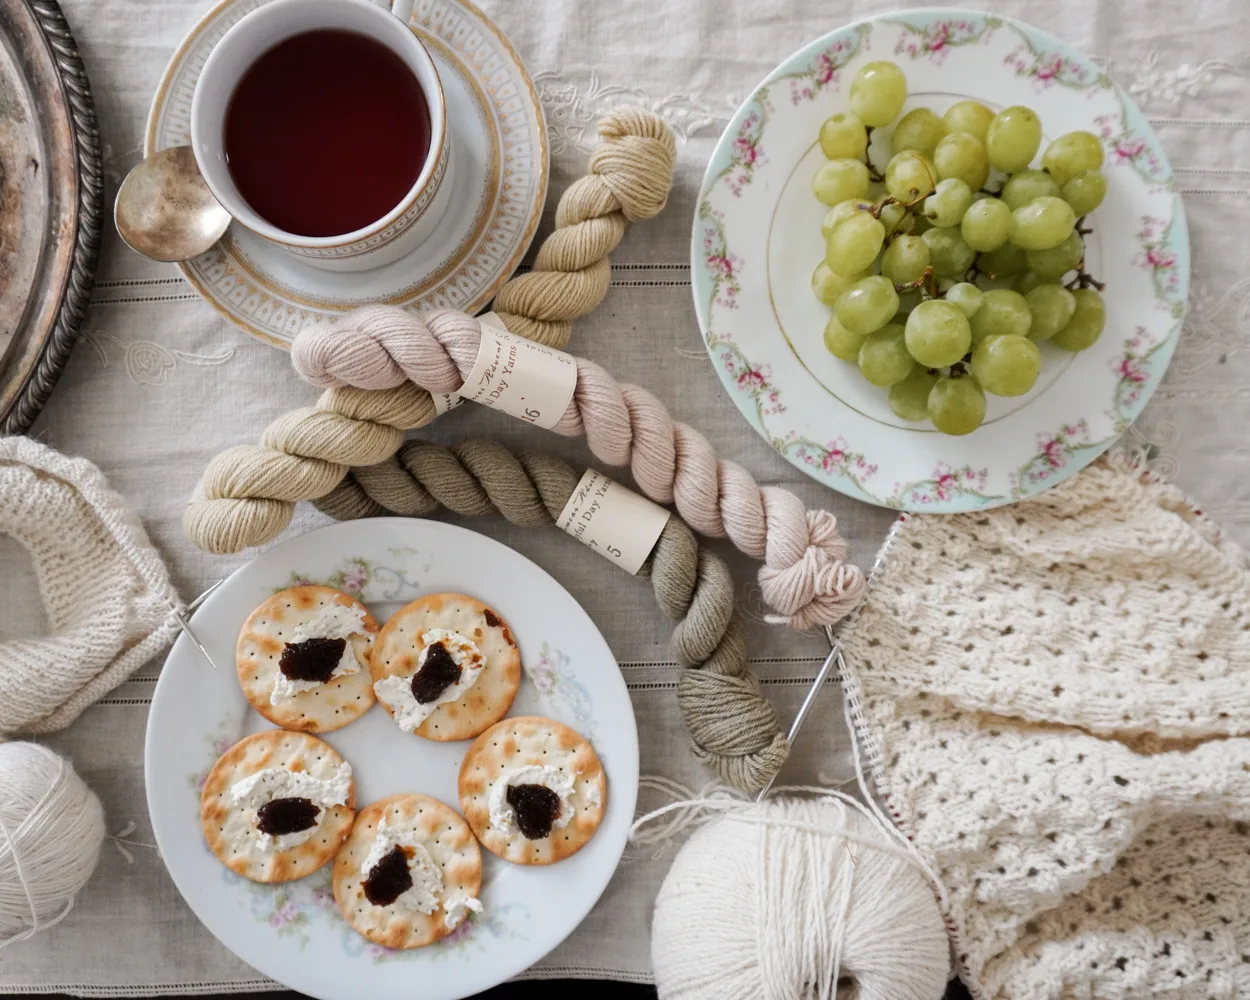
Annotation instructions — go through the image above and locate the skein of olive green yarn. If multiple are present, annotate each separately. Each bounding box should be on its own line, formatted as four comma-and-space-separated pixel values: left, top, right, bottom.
314, 440, 789, 793
184, 108, 677, 555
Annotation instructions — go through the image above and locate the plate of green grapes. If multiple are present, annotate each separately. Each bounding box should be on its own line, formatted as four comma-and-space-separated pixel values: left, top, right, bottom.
693, 7, 1187, 511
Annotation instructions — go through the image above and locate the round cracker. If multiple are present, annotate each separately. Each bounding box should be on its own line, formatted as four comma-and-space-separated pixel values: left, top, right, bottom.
333, 794, 483, 950
370, 592, 521, 742
237, 585, 378, 733
458, 716, 607, 865
200, 730, 356, 884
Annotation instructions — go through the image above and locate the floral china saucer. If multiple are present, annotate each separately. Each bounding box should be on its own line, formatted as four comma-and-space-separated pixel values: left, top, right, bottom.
145, 518, 637, 1000
146, 0, 548, 348
692, 7, 1188, 512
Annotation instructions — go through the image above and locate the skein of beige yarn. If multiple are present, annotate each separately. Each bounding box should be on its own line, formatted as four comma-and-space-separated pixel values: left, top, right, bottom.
184, 108, 676, 555
0, 742, 106, 948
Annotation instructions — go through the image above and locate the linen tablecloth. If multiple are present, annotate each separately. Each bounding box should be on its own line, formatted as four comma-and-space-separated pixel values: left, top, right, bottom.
1, 0, 1246, 991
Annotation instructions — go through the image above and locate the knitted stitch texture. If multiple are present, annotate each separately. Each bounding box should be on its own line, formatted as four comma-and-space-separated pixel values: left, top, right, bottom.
839, 455, 1250, 1000
0, 437, 181, 734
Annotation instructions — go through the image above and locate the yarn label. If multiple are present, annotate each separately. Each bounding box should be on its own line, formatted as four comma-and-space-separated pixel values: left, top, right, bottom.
457, 312, 576, 430
432, 391, 464, 416
557, 470, 671, 575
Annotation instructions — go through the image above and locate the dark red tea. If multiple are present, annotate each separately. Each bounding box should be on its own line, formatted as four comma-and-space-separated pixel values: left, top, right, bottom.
223, 29, 431, 238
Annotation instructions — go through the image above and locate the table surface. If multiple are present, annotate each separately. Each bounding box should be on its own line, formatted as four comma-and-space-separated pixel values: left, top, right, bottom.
2, 0, 1246, 992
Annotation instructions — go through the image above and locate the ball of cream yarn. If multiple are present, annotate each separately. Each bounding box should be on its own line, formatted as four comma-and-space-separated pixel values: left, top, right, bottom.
0, 742, 105, 946
651, 798, 949, 1000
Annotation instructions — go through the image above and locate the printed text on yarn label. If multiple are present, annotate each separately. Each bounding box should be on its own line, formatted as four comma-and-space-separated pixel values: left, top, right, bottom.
556, 470, 671, 575
457, 312, 576, 430
432, 392, 464, 416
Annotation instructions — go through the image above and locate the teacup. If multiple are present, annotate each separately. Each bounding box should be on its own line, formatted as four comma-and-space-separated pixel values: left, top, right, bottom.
190, 0, 451, 272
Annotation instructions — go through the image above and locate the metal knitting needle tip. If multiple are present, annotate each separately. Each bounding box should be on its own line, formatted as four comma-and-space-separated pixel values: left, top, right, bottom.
175, 578, 226, 670
756, 626, 841, 802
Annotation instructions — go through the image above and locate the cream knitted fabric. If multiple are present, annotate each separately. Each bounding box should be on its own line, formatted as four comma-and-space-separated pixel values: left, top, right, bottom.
0, 437, 181, 735
839, 455, 1250, 1000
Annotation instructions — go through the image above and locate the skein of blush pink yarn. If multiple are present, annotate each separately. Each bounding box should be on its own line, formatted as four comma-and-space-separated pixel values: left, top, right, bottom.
290, 306, 865, 630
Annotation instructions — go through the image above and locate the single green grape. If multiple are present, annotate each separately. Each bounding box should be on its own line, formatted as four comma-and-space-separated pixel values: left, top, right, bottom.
971, 333, 1041, 396
905, 299, 972, 367
921, 226, 976, 279
923, 177, 973, 228
1013, 268, 1048, 295
1061, 170, 1107, 217
885, 150, 938, 202
1000, 169, 1061, 211
892, 107, 948, 159
877, 198, 913, 238
881, 235, 931, 285
1051, 288, 1106, 350
979, 242, 1028, 279
826, 213, 886, 276
821, 199, 874, 240
836, 275, 901, 335
942, 100, 995, 141
985, 106, 1042, 173
819, 112, 869, 160
945, 282, 984, 318
858, 324, 915, 386
823, 314, 870, 361
1042, 130, 1104, 185
813, 158, 871, 206
1011, 196, 1076, 251
969, 288, 1032, 344
933, 132, 990, 191
849, 61, 907, 127
889, 368, 939, 422
1026, 231, 1084, 278
960, 198, 1015, 252
928, 374, 986, 435
812, 261, 862, 306
1024, 284, 1077, 341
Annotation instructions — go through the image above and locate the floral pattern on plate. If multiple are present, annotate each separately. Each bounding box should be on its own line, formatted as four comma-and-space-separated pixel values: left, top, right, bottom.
692, 8, 1188, 512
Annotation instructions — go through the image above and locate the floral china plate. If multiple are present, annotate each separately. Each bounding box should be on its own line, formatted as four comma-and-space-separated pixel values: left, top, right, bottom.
146, 0, 547, 348
693, 7, 1188, 512
144, 519, 637, 1000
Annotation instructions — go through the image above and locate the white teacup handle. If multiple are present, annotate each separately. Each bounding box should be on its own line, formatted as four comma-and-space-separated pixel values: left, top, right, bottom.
371, 0, 414, 27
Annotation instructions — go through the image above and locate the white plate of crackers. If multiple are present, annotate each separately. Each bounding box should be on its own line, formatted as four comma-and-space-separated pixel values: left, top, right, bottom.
144, 519, 637, 1000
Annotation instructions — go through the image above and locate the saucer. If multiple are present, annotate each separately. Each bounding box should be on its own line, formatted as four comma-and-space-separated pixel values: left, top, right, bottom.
145, 0, 549, 347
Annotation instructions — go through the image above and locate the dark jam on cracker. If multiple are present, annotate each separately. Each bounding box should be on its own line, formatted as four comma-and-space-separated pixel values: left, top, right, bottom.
483, 609, 502, 628
279, 636, 347, 682
362, 846, 413, 906
410, 641, 462, 704
506, 783, 561, 840
256, 796, 320, 836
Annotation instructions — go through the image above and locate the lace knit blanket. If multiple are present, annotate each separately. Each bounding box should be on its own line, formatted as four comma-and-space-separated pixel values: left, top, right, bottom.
840, 455, 1250, 1000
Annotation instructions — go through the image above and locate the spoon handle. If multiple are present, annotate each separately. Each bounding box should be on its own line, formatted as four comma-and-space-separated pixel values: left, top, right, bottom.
390, 0, 414, 25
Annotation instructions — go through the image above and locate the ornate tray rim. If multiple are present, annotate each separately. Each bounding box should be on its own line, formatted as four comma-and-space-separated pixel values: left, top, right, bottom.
0, 0, 102, 435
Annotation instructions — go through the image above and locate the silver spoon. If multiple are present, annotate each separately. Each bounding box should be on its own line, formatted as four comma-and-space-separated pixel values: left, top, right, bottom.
114, 145, 231, 262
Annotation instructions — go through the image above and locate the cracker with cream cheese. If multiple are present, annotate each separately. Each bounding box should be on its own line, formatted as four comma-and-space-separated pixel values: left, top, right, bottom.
201, 730, 356, 883
458, 716, 606, 865
370, 592, 521, 742
333, 794, 483, 950
237, 585, 378, 733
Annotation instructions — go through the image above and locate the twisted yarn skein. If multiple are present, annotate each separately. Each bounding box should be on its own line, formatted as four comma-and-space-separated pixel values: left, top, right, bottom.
648, 797, 949, 1000
184, 108, 674, 553
314, 438, 789, 791
287, 307, 865, 629
0, 742, 106, 948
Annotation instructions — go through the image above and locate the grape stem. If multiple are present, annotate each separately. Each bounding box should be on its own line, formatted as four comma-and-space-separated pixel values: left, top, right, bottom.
862, 126, 885, 182
893, 266, 939, 300
1066, 215, 1107, 292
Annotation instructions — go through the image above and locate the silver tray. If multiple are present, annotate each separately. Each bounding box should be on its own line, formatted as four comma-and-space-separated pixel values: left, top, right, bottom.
0, 0, 101, 434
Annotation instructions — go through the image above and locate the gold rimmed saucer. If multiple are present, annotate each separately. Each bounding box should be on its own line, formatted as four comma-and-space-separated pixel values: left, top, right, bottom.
145, 0, 548, 347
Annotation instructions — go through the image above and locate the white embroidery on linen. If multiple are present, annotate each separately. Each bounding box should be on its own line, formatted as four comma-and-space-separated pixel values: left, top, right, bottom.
1122, 51, 1244, 107
83, 332, 235, 387
533, 70, 721, 154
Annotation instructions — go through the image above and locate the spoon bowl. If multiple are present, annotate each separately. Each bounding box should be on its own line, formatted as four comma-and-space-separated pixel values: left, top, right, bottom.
114, 145, 231, 262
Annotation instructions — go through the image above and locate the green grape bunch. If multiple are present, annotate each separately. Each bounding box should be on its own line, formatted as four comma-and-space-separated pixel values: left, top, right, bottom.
809, 60, 1107, 436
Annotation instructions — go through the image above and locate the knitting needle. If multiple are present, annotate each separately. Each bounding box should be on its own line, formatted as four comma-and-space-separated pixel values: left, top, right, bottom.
755, 626, 841, 802
173, 579, 224, 670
